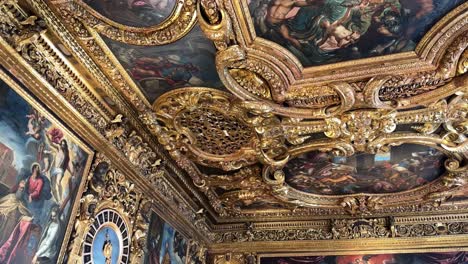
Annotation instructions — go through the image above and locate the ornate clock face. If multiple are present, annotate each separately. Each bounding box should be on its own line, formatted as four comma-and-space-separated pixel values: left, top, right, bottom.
83, 209, 130, 264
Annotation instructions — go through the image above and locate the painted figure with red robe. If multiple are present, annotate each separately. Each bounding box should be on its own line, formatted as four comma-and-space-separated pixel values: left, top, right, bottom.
0, 216, 41, 264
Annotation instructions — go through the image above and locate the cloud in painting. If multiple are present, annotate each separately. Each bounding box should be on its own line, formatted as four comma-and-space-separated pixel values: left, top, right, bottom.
0, 120, 27, 169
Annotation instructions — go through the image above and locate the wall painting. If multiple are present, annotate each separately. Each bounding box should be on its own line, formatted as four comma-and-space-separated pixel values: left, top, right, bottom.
84, 0, 177, 27
103, 25, 224, 104
0, 73, 93, 263
143, 211, 189, 264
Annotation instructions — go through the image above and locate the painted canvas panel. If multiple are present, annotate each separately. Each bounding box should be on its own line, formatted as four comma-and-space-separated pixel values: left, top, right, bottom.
0, 76, 92, 263
144, 211, 188, 264
249, 0, 464, 67
284, 144, 446, 195
84, 0, 177, 27
260, 252, 468, 264
92, 226, 121, 264
103, 25, 223, 103
82, 209, 130, 264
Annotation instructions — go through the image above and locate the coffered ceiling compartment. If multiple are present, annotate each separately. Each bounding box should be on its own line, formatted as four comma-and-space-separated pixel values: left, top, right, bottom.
1, 0, 468, 259
42, 0, 468, 219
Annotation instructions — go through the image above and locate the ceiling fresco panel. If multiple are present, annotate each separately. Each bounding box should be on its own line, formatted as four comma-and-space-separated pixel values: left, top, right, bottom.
3, 1, 468, 258
102, 26, 224, 103
84, 0, 177, 27
21, 0, 467, 223
284, 144, 446, 195
248, 0, 464, 67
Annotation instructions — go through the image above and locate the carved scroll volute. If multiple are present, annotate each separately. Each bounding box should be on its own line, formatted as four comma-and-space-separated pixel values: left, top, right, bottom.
436, 32, 468, 80
197, 0, 231, 51
458, 49, 468, 76
130, 199, 152, 264
442, 93, 468, 154
50, 0, 198, 45
153, 88, 259, 171
198, 0, 291, 107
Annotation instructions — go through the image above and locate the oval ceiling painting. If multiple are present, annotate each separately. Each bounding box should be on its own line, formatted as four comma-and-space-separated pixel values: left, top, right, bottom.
284, 144, 446, 195
84, 0, 177, 27
248, 0, 464, 67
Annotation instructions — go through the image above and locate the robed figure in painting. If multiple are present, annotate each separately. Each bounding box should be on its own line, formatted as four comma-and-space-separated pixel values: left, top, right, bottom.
103, 230, 113, 264
0, 216, 42, 264
32, 205, 62, 264
0, 78, 90, 264
0, 179, 31, 246
250, 0, 462, 66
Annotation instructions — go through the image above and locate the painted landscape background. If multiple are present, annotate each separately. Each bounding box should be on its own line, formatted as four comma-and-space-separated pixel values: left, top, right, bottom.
0, 78, 90, 263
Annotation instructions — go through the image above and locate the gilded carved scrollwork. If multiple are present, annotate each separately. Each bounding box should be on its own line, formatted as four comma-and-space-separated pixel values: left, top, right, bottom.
190, 89, 467, 216
50, 0, 197, 45
149, 81, 468, 216
153, 88, 259, 171
198, 0, 468, 118
4, 0, 468, 253
0, 2, 211, 258
67, 154, 138, 263
212, 214, 468, 244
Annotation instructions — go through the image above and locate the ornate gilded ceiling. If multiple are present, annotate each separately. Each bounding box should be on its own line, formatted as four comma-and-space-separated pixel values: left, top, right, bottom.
42, 0, 468, 218
0, 0, 467, 256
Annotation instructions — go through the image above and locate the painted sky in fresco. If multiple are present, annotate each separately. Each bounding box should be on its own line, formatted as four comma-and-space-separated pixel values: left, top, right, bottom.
85, 0, 177, 27
249, 0, 464, 67
103, 25, 223, 103
92, 227, 120, 264
284, 144, 446, 195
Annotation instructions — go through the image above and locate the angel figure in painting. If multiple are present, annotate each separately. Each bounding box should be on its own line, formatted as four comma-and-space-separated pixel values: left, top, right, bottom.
25, 110, 45, 141
315, 1, 364, 51
265, 0, 324, 47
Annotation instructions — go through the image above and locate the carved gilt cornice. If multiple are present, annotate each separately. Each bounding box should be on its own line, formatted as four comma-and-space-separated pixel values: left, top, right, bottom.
198, 1, 468, 117
50, 0, 197, 45
151, 81, 467, 218
0, 0, 213, 244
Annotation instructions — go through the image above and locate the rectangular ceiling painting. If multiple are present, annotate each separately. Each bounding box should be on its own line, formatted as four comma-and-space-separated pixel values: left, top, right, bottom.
103, 26, 224, 104
249, 0, 464, 67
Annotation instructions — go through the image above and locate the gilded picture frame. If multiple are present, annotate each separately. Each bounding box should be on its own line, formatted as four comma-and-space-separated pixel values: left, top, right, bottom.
0, 67, 94, 264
